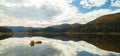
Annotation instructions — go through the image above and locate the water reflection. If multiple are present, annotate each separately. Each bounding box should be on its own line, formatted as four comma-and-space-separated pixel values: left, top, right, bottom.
68, 34, 120, 53
0, 34, 12, 40
0, 33, 120, 53
12, 34, 27, 37
30, 40, 42, 47
28, 34, 120, 53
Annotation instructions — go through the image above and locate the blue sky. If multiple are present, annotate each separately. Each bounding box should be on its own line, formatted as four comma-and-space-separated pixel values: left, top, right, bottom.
71, 0, 120, 13
0, 0, 120, 27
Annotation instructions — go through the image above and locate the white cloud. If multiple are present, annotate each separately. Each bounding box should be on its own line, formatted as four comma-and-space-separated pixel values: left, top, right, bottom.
0, 2, 62, 20
53, 9, 120, 25
0, 0, 76, 27
0, 12, 50, 27
111, 0, 120, 7
80, 0, 107, 9
0, 0, 120, 27
0, 0, 75, 20
0, 37, 119, 56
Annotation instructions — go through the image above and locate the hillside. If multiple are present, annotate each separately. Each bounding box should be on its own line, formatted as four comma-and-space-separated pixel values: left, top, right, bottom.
4, 26, 40, 32
0, 27, 12, 39
67, 12, 120, 33
38, 23, 81, 33
50, 23, 81, 29
89, 13, 120, 24
85, 12, 120, 33
0, 27, 12, 33
27, 12, 120, 34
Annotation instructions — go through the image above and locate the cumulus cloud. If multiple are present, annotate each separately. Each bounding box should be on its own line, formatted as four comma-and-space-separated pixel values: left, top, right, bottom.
80, 0, 107, 9
0, 12, 51, 27
0, 0, 75, 27
0, 0, 62, 20
0, 0, 120, 27
111, 0, 120, 7
58, 9, 120, 24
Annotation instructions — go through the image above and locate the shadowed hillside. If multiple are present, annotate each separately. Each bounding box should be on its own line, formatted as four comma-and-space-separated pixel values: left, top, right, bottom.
26, 12, 120, 34
67, 12, 120, 34
0, 27, 12, 40
27, 23, 81, 34
89, 13, 120, 24
0, 27, 12, 33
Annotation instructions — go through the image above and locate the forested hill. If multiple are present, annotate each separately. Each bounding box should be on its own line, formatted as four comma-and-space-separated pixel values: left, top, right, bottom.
67, 12, 120, 33
0, 27, 12, 33
26, 12, 120, 34
38, 23, 81, 33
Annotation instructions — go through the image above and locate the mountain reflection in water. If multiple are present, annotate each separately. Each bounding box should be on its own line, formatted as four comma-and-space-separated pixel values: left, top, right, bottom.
0, 33, 120, 53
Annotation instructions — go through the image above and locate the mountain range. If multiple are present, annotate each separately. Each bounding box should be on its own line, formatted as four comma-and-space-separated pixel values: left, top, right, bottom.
50, 23, 81, 29
68, 12, 120, 33
28, 12, 120, 34
1, 12, 120, 34
34, 23, 81, 33
0, 27, 12, 33
4, 26, 40, 32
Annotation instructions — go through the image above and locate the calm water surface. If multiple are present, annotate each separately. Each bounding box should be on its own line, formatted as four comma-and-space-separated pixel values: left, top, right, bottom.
0, 34, 120, 53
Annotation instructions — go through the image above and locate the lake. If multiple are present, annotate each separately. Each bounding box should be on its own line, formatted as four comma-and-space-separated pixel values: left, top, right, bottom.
0, 33, 120, 53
